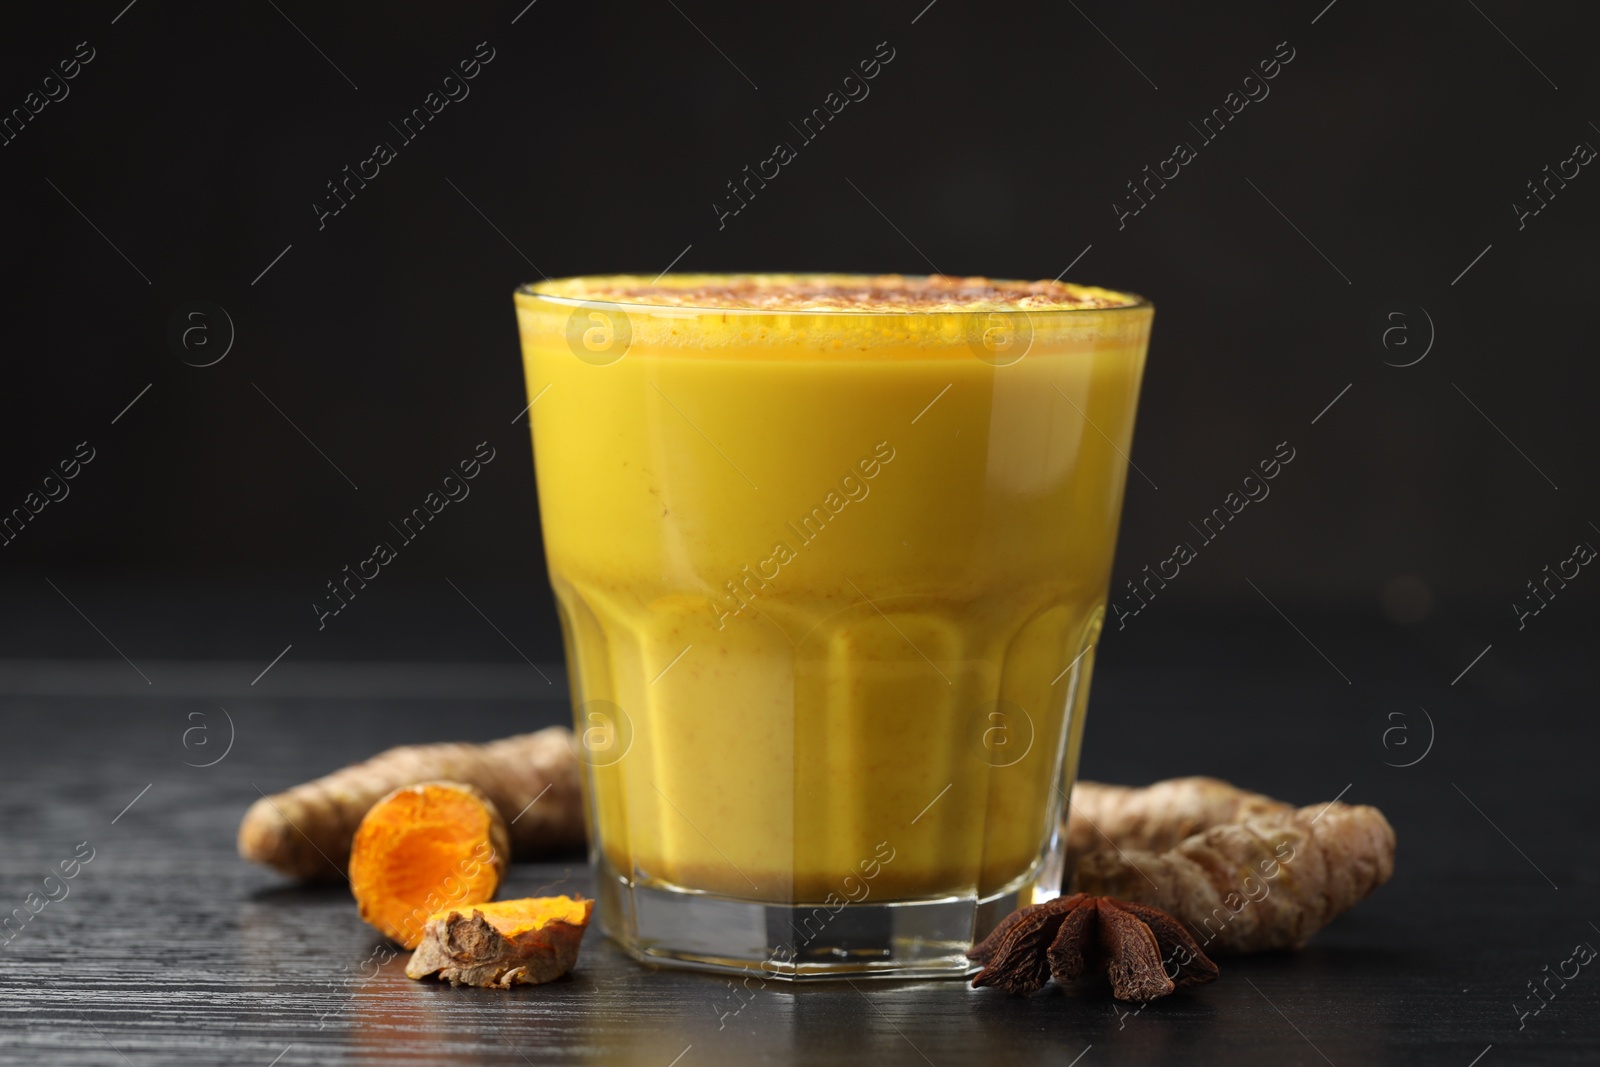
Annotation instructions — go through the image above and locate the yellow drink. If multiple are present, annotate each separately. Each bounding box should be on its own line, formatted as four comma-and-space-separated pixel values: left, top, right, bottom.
514, 274, 1151, 977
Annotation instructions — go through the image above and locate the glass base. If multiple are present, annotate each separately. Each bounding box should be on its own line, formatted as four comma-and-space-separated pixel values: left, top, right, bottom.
595, 856, 1039, 981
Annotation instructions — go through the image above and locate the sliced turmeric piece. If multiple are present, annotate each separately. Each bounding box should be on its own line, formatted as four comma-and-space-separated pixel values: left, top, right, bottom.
406, 896, 594, 987
348, 781, 510, 949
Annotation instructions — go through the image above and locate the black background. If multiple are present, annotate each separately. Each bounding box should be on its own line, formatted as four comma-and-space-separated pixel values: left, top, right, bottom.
2, 0, 1596, 666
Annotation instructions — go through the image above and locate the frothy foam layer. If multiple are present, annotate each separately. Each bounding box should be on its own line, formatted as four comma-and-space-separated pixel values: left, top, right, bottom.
528, 273, 1142, 313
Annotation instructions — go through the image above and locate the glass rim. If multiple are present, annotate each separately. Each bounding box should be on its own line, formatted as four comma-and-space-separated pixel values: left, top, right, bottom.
514, 277, 1153, 318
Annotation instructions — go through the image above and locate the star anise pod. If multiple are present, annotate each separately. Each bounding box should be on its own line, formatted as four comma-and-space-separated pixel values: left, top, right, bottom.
969, 894, 1218, 1001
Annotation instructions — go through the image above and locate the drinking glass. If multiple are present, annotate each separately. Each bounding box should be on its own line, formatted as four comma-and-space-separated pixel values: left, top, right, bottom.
514, 275, 1152, 978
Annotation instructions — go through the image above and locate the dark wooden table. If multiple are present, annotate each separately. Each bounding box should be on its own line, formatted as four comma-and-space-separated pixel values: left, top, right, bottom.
1, 613, 1594, 1065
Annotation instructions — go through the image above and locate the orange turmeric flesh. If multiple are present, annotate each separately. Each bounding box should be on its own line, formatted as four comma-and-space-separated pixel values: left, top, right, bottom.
437, 896, 592, 937
348, 781, 510, 949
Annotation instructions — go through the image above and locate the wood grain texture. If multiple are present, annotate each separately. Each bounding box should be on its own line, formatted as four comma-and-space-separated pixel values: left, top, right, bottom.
0, 628, 1594, 1065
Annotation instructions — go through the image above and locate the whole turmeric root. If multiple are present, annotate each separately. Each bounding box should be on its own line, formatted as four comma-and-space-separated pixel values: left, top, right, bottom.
349, 781, 510, 949
406, 896, 594, 987
1069, 785, 1396, 955
1066, 777, 1293, 858
238, 727, 583, 882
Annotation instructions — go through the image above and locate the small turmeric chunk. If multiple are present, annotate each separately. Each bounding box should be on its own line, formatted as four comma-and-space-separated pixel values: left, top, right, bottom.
349, 781, 509, 949
406, 896, 594, 987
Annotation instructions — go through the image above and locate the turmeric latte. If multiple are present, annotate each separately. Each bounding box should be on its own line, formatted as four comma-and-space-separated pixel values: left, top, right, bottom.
515, 274, 1151, 904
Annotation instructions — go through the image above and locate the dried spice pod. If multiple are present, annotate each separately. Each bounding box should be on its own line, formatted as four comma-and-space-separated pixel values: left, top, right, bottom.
1112, 900, 1219, 989
1092, 899, 1174, 1002
1042, 897, 1099, 985
970, 895, 1217, 1003
970, 896, 1083, 995
970, 895, 1086, 968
